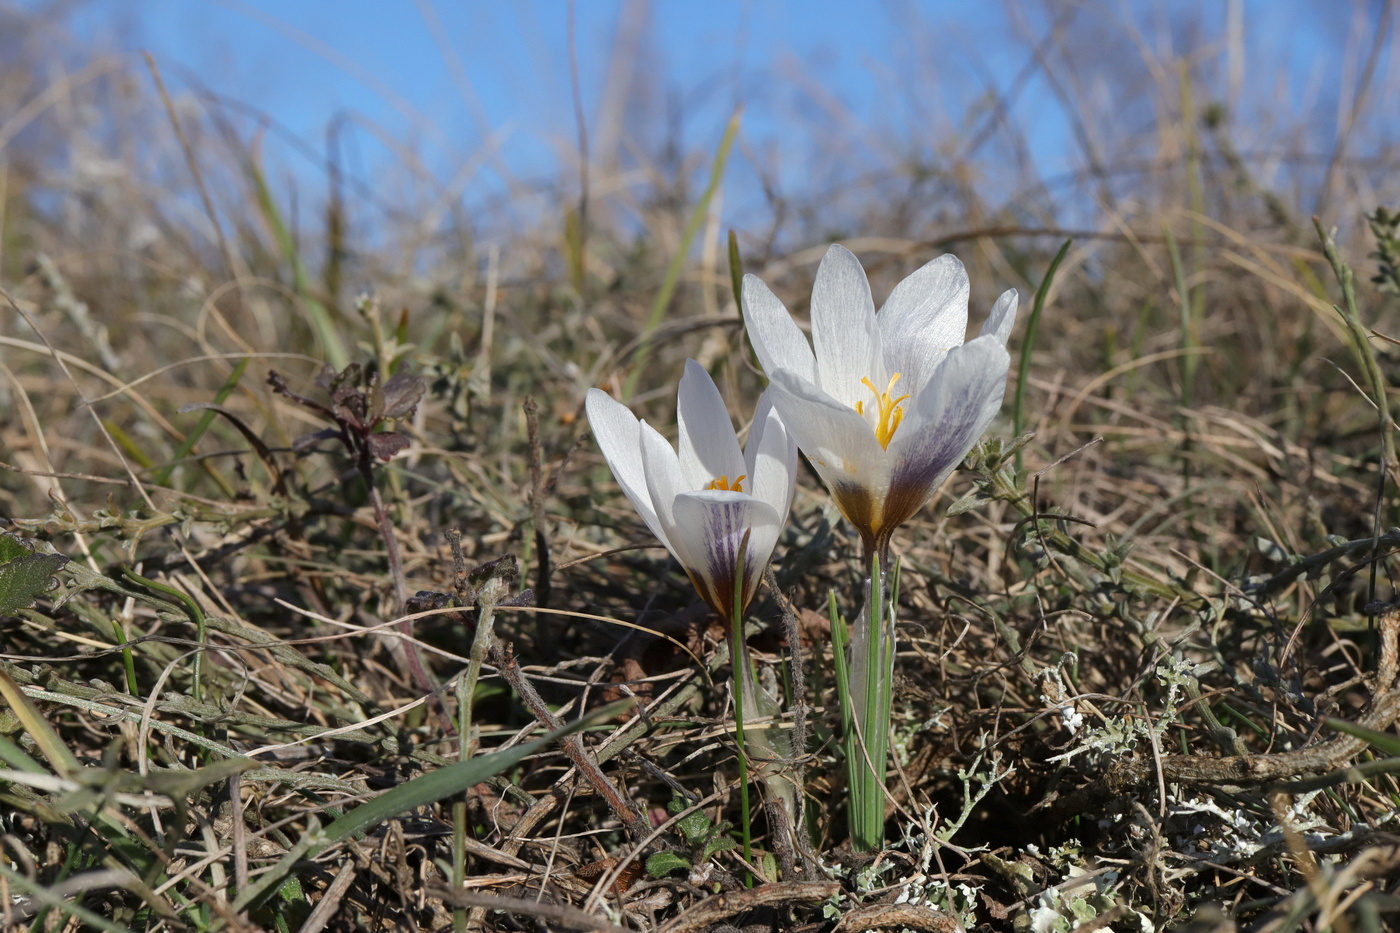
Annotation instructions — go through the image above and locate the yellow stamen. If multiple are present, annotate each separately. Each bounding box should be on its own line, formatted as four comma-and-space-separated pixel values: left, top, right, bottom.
706, 474, 746, 492
856, 373, 910, 450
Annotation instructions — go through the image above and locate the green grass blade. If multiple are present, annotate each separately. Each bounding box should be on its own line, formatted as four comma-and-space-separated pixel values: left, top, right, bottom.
317, 710, 631, 845
1013, 239, 1070, 470
1323, 716, 1400, 757
313, 737, 557, 848
232, 701, 631, 913
1164, 227, 1199, 407
828, 591, 852, 736
248, 155, 347, 370
101, 419, 157, 471
728, 229, 743, 309
622, 107, 742, 400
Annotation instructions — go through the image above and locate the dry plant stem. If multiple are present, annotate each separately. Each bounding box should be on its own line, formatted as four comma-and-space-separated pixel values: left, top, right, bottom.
366, 483, 409, 611
496, 669, 709, 863
297, 861, 357, 933
726, 543, 802, 878
765, 566, 820, 879
726, 635, 810, 875
455, 569, 506, 933
1269, 756, 1400, 794
765, 798, 798, 881
655, 881, 840, 933
835, 903, 964, 933
459, 575, 506, 752
765, 566, 809, 785
1249, 529, 1400, 602
1314, 217, 1397, 609
366, 475, 433, 697
227, 771, 247, 907
487, 642, 652, 842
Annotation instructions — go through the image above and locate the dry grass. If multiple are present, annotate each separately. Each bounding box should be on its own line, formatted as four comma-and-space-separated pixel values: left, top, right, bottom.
4, 4, 1400, 931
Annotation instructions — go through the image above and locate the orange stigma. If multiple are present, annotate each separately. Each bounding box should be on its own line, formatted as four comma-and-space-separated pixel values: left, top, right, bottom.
705, 474, 747, 492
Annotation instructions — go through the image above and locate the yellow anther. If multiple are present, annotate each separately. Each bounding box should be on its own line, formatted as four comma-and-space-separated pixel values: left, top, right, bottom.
856, 373, 910, 450
706, 474, 747, 492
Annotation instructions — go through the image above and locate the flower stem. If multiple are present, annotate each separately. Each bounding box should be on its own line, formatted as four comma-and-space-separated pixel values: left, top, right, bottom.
845, 551, 897, 852
728, 544, 754, 883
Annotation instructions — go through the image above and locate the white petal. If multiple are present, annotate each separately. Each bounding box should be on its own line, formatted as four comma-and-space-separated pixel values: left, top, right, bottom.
742, 273, 817, 384
981, 288, 1019, 346
811, 244, 882, 407
744, 390, 798, 520
672, 491, 782, 616
586, 389, 667, 547
677, 359, 745, 492
884, 335, 1010, 528
877, 254, 970, 397
638, 420, 686, 563
766, 371, 892, 538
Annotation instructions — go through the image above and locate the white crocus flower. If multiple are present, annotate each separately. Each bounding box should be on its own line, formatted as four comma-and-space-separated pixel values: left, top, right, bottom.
742, 244, 1017, 557
586, 359, 798, 621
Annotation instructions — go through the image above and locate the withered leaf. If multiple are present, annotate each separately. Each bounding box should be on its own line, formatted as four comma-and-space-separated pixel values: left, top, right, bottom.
574, 857, 643, 894
0, 534, 69, 615
366, 432, 411, 461
379, 369, 425, 420
406, 590, 452, 613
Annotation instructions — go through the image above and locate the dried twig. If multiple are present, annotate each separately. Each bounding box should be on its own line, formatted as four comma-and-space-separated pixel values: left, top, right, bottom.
488, 641, 653, 842
655, 881, 840, 933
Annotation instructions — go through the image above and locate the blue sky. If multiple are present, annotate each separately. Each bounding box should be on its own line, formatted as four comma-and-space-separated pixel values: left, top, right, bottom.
87, 2, 1027, 185
44, 1, 1389, 232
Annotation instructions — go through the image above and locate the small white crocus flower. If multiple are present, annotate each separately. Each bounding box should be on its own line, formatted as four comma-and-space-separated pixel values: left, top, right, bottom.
586, 359, 798, 621
742, 244, 1017, 557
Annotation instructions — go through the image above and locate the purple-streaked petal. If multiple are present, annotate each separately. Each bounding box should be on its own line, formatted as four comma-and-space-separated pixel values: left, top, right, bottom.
744, 390, 798, 521
980, 288, 1019, 346
811, 244, 882, 406
877, 253, 970, 397
677, 359, 745, 492
586, 389, 667, 546
638, 420, 686, 562
742, 274, 817, 384
672, 491, 782, 618
882, 335, 1010, 533
766, 371, 892, 541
